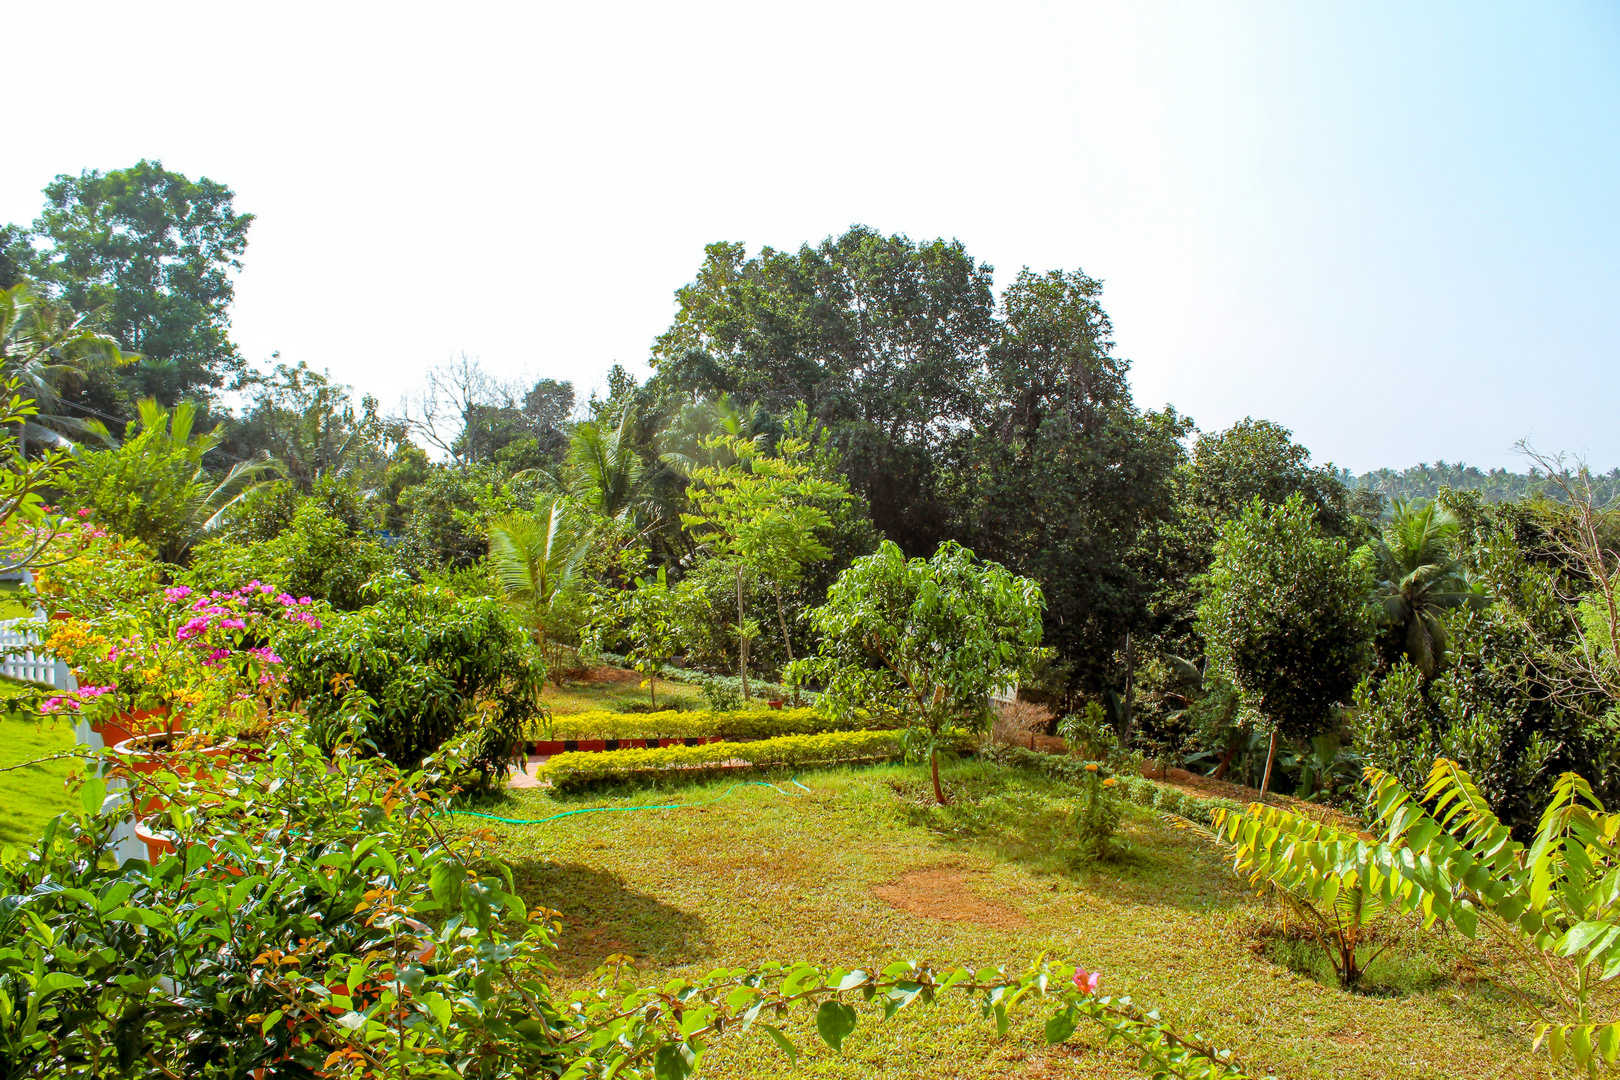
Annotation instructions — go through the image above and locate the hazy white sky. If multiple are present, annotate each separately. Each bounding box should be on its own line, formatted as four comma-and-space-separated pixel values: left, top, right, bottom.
6, 1, 1617, 471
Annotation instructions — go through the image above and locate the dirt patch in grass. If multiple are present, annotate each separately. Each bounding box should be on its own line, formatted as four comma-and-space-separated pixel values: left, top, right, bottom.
873, 864, 1027, 928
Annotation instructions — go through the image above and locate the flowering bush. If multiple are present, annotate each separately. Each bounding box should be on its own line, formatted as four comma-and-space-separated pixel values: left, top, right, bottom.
17, 513, 162, 617
42, 580, 320, 737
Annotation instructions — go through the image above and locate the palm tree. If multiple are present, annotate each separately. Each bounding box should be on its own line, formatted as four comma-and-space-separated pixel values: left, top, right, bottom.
0, 282, 133, 451
1367, 498, 1485, 677
566, 408, 647, 523
73, 399, 279, 562
487, 495, 591, 680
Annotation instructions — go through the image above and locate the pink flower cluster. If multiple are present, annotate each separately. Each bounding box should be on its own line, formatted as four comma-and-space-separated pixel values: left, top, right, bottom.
1072, 968, 1100, 995
41, 683, 115, 714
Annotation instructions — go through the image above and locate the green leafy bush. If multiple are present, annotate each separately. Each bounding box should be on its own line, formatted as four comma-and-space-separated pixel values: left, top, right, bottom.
539, 730, 909, 792
982, 745, 1242, 828
543, 705, 895, 742
281, 577, 544, 782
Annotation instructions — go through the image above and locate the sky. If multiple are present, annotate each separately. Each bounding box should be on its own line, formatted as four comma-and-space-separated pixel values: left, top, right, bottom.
5, 1, 1617, 472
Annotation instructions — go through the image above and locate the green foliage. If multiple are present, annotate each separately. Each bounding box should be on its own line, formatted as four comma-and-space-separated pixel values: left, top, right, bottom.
1363, 498, 1485, 676
16, 159, 252, 403
227, 360, 399, 490
64, 398, 278, 562
791, 539, 1045, 804
281, 577, 544, 783
189, 490, 393, 611
542, 704, 894, 742
681, 431, 850, 699
0, 281, 132, 446
487, 496, 592, 672
537, 730, 912, 793
1214, 799, 1395, 991
1216, 758, 1620, 1074
980, 745, 1245, 828
585, 567, 678, 707
1197, 494, 1370, 793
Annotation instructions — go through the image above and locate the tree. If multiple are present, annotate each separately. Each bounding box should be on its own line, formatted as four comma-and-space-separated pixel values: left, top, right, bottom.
790, 540, 1046, 805
486, 496, 592, 678
65, 399, 278, 562
946, 268, 1190, 702
0, 382, 79, 573
0, 281, 132, 451
17, 160, 252, 404
227, 361, 398, 491
682, 433, 849, 700
588, 566, 678, 707
653, 227, 997, 549
1364, 498, 1485, 676
1196, 494, 1370, 797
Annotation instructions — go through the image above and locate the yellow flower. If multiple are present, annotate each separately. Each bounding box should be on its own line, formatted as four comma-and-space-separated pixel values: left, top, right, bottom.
1084, 763, 1099, 773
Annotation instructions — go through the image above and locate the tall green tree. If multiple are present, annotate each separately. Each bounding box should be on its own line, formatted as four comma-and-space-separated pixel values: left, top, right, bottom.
653, 226, 996, 548
17, 160, 252, 405
947, 268, 1190, 699
227, 361, 398, 491
790, 540, 1045, 804
0, 282, 131, 450
1365, 498, 1484, 676
1196, 494, 1370, 796
681, 432, 849, 700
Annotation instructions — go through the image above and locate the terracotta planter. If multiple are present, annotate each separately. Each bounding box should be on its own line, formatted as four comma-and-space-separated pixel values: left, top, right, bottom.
768, 699, 785, 710
91, 708, 171, 752
49, 611, 73, 622
134, 818, 176, 862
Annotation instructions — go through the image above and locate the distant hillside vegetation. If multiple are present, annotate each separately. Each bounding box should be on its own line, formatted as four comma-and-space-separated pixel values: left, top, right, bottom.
1340, 463, 1620, 505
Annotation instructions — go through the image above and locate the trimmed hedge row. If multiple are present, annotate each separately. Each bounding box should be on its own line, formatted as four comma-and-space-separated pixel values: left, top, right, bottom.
538, 730, 905, 793
586, 651, 809, 704
538, 705, 894, 744
983, 745, 1243, 827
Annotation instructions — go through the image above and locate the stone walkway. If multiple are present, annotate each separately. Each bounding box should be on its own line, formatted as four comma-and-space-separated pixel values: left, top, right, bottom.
507, 753, 549, 789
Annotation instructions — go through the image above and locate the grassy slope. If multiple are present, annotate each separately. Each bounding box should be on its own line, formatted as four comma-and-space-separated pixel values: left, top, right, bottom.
541, 670, 708, 715
0, 679, 78, 849
467, 761, 1557, 1080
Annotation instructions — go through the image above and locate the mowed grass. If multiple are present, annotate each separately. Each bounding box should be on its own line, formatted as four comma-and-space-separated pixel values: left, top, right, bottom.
541, 669, 708, 715
465, 760, 1561, 1080
0, 678, 79, 849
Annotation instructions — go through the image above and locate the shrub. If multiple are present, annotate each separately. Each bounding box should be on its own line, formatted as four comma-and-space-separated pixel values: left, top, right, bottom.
699, 675, 743, 711
990, 699, 1052, 748
538, 729, 908, 792
981, 745, 1243, 828
542, 705, 895, 742
281, 576, 544, 782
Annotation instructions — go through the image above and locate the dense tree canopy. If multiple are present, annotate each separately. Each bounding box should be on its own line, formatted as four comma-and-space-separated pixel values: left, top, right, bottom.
11, 160, 252, 406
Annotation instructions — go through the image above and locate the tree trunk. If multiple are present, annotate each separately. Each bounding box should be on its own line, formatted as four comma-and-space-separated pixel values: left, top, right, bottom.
930, 746, 948, 806
735, 567, 749, 702
1212, 739, 1238, 781
774, 584, 799, 706
1259, 728, 1279, 799
649, 671, 657, 709
1121, 631, 1135, 745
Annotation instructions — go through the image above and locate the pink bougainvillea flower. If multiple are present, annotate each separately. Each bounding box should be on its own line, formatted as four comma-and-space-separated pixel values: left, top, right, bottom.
217, 618, 247, 630
1072, 968, 1100, 995
297, 596, 312, 606
164, 585, 193, 602
76, 508, 92, 518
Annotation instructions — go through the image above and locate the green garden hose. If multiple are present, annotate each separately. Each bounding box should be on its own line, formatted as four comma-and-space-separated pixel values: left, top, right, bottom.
447, 776, 812, 827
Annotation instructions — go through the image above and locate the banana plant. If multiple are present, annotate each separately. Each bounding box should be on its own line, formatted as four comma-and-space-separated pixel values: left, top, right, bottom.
1214, 758, 1620, 1073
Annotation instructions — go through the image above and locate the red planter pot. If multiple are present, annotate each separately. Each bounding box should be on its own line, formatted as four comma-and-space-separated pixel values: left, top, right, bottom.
92, 708, 171, 752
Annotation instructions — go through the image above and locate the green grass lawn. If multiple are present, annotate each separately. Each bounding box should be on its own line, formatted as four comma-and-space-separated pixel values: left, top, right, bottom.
0, 678, 79, 849
0, 581, 34, 620
541, 669, 708, 715
464, 760, 1562, 1080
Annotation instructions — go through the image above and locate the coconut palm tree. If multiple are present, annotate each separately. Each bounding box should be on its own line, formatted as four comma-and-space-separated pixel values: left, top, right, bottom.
1367, 498, 1486, 677
566, 408, 647, 524
487, 495, 591, 679
0, 282, 133, 451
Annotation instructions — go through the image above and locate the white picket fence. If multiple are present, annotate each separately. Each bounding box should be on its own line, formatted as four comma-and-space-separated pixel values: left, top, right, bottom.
0, 571, 144, 861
